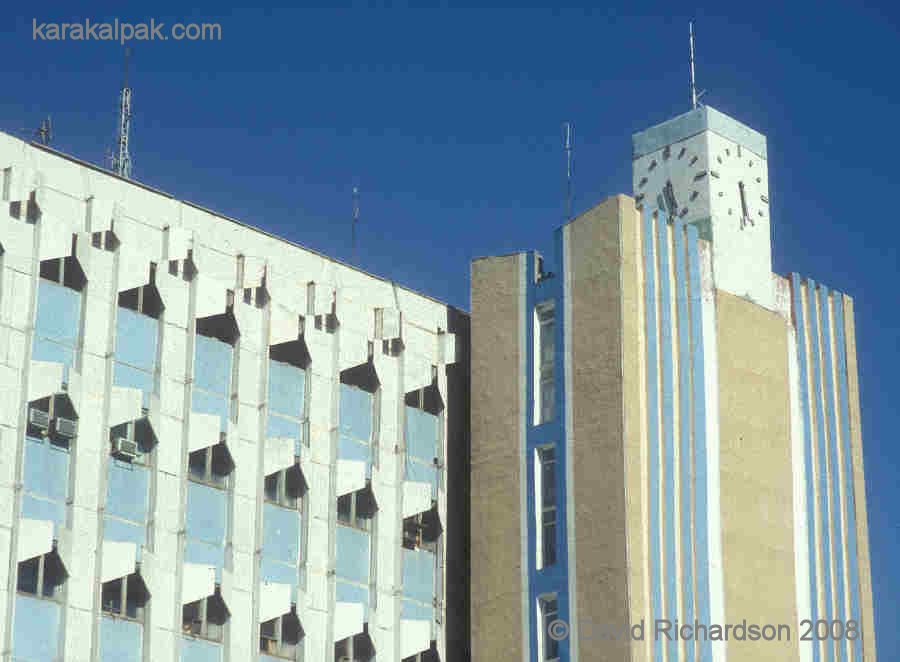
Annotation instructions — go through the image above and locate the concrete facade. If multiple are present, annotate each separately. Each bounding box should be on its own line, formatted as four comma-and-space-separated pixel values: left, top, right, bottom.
470, 110, 876, 661
0, 131, 469, 662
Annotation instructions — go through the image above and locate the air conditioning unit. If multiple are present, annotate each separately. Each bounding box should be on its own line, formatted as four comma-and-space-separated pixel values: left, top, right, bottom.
54, 417, 77, 438
28, 408, 50, 430
111, 438, 139, 460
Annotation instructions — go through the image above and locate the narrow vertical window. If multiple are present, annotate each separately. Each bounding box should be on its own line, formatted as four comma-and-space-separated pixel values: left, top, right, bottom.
536, 446, 557, 568
1, 168, 10, 201
535, 303, 555, 425
539, 596, 560, 662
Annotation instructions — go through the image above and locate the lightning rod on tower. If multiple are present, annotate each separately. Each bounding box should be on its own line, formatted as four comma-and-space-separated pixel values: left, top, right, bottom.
111, 47, 133, 179
352, 183, 360, 263
689, 22, 706, 109
563, 121, 575, 221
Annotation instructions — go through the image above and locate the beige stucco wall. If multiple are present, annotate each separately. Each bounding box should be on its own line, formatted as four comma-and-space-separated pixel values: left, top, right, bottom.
470, 254, 525, 662
566, 195, 634, 662
715, 290, 799, 661
842, 296, 877, 661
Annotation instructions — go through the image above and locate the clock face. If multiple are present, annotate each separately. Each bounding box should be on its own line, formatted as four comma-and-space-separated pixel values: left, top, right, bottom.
706, 138, 770, 232
634, 136, 710, 222
633, 134, 769, 233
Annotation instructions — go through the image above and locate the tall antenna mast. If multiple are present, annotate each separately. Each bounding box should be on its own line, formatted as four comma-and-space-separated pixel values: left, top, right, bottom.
352, 183, 360, 263
562, 121, 575, 220
689, 22, 698, 109
111, 47, 133, 179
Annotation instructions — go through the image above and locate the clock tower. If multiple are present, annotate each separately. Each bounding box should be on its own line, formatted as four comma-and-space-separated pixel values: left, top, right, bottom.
632, 105, 774, 309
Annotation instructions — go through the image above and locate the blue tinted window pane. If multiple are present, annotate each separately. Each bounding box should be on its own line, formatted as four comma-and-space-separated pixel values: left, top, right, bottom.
13, 594, 60, 662
21, 494, 65, 532
337, 435, 370, 463
186, 482, 226, 545
191, 389, 229, 432
99, 615, 142, 662
184, 539, 225, 572
194, 335, 232, 396
339, 385, 371, 442
335, 525, 369, 585
35, 280, 80, 346
266, 414, 302, 441
268, 360, 305, 418
181, 636, 222, 662
106, 461, 149, 523
115, 308, 158, 372
260, 558, 298, 588
402, 547, 435, 603
262, 503, 299, 566
23, 438, 69, 503
103, 517, 146, 548
31, 338, 74, 374
405, 406, 438, 462
336, 580, 369, 619
113, 362, 154, 395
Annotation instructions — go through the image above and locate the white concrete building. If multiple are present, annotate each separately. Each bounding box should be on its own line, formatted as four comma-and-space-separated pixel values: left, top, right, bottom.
0, 131, 468, 662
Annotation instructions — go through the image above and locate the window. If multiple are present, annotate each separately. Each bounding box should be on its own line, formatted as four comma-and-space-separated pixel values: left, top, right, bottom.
402, 504, 441, 553
17, 551, 67, 601
2, 167, 10, 201
109, 419, 155, 465
260, 610, 302, 659
402, 643, 439, 662
118, 277, 163, 319
337, 487, 376, 531
27, 394, 77, 450
188, 443, 233, 488
539, 596, 560, 662
101, 573, 149, 621
535, 304, 555, 425
39, 255, 86, 291
264, 464, 305, 509
195, 309, 239, 434
90, 230, 119, 252
536, 446, 557, 568
334, 628, 374, 662
182, 590, 228, 642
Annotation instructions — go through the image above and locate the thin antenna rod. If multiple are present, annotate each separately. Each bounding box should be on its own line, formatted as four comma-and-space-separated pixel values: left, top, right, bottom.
36, 116, 52, 146
112, 47, 133, 179
689, 22, 698, 109
352, 184, 360, 263
563, 121, 574, 220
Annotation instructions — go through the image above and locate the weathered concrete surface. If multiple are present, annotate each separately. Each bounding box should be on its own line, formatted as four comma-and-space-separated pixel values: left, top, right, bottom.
470, 254, 525, 662
843, 296, 877, 661
715, 290, 799, 662
567, 196, 632, 662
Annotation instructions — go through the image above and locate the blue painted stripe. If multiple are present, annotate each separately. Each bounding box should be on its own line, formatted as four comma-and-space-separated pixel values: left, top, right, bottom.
791, 273, 820, 662
792, 274, 821, 662
688, 225, 711, 662
832, 297, 864, 662
819, 287, 847, 662
526, 247, 570, 662
809, 280, 836, 662
656, 214, 678, 662
674, 219, 695, 662
642, 209, 663, 662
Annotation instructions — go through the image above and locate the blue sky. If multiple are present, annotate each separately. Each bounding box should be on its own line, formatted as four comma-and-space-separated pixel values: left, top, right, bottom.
3, 0, 898, 654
